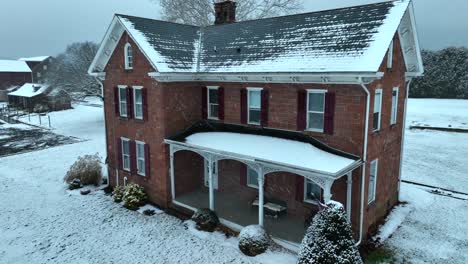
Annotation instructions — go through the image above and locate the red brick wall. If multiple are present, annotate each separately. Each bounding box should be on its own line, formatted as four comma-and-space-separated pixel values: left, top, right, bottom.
0, 72, 32, 90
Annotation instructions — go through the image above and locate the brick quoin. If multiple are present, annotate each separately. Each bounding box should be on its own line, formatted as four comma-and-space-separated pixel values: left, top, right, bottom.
103, 31, 407, 241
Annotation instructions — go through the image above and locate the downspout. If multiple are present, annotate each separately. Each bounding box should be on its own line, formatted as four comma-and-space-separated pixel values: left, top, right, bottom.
356, 78, 371, 246
398, 78, 413, 197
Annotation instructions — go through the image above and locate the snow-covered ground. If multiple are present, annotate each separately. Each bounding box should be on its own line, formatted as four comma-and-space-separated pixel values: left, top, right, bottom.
407, 99, 468, 130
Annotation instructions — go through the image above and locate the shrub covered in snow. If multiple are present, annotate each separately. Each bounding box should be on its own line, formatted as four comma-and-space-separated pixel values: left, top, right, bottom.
238, 225, 271, 257
191, 208, 219, 232
112, 186, 124, 203
298, 202, 363, 264
122, 183, 147, 210
64, 154, 102, 186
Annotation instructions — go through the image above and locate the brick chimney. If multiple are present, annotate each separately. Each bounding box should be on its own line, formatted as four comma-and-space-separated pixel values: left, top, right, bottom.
214, 0, 237, 25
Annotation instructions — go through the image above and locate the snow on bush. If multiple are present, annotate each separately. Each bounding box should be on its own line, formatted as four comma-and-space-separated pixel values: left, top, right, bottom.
298, 202, 363, 264
122, 183, 147, 211
191, 208, 220, 232
112, 186, 124, 203
238, 225, 271, 257
64, 154, 102, 186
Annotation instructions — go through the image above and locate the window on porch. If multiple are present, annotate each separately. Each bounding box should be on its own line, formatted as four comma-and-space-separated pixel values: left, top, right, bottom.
247, 167, 259, 188
304, 179, 322, 203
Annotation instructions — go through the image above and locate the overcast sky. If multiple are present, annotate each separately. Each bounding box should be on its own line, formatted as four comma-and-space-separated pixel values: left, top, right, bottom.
0, 0, 467, 59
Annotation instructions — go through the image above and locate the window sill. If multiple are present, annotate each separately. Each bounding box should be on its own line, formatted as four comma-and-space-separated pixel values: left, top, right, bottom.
124, 68, 133, 72
367, 201, 376, 209
247, 184, 259, 190
305, 129, 324, 134
248, 122, 261, 126
208, 117, 220, 121
304, 199, 321, 206
137, 173, 146, 177
119, 116, 129, 121
134, 118, 145, 123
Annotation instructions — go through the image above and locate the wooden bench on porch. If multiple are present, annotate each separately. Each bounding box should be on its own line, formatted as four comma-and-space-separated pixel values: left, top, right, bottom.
252, 197, 287, 219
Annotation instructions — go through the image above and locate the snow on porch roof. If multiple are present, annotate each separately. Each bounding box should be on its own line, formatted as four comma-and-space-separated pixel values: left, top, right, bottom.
185, 132, 356, 175
8, 83, 49, 98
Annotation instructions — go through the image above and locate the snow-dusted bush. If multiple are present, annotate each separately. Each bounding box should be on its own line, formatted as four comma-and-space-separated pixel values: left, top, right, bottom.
191, 208, 219, 232
113, 186, 124, 203
33, 104, 49, 113
122, 183, 147, 210
298, 202, 363, 264
238, 225, 271, 257
64, 154, 102, 186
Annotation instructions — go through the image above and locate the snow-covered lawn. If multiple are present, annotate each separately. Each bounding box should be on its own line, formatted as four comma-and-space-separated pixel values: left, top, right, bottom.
407, 99, 468, 130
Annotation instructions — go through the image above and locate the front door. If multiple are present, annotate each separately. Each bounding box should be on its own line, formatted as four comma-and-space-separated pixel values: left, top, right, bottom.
204, 160, 218, 190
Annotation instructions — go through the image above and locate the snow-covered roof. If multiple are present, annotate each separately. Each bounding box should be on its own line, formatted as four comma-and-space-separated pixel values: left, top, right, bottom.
0, 60, 32, 73
19, 56, 50, 62
185, 132, 356, 174
8, 83, 49, 98
90, 0, 423, 76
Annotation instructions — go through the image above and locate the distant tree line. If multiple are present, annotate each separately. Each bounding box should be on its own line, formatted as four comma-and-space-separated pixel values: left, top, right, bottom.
410, 47, 468, 99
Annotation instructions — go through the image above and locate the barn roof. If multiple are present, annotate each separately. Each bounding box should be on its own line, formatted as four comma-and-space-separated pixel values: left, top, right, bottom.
90, 0, 423, 78
8, 83, 49, 98
19, 56, 51, 62
0, 60, 32, 73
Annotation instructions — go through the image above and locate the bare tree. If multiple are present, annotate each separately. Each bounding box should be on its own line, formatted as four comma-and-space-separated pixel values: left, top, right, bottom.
154, 0, 304, 26
47, 42, 100, 100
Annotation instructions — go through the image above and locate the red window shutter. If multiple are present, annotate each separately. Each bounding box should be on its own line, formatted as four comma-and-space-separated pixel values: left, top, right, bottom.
202, 87, 208, 119
240, 88, 247, 124
240, 164, 247, 186
130, 140, 137, 175
126, 87, 133, 119
116, 138, 122, 170
142, 88, 148, 121
324, 92, 336, 135
261, 89, 269, 127
114, 87, 120, 116
295, 176, 305, 202
297, 90, 307, 131
144, 144, 151, 177
218, 87, 225, 120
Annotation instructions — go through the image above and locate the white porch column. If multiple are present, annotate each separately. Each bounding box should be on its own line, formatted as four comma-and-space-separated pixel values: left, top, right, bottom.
258, 166, 264, 226
323, 182, 333, 203
208, 156, 215, 211
347, 172, 353, 223
170, 146, 175, 200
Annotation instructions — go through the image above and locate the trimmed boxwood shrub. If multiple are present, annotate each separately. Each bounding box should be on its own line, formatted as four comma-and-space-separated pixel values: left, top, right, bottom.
191, 208, 220, 232
122, 183, 147, 210
238, 225, 271, 257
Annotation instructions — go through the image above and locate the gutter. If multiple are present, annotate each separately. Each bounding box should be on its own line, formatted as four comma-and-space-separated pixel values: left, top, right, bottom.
398, 78, 413, 196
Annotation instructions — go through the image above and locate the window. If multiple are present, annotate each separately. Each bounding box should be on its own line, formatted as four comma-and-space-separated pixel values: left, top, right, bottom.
43, 65, 47, 70
304, 179, 322, 203
248, 88, 262, 124
124, 43, 133, 70
208, 87, 219, 119
133, 87, 143, 120
307, 90, 326, 132
37, 72, 41, 78
387, 40, 394, 69
368, 159, 378, 204
136, 141, 146, 176
373, 89, 382, 131
247, 167, 259, 188
121, 138, 130, 171
118, 86, 128, 117
391, 88, 399, 125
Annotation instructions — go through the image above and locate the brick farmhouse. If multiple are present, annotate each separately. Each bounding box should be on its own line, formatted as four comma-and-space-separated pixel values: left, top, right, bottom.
89, 0, 423, 249
0, 60, 32, 101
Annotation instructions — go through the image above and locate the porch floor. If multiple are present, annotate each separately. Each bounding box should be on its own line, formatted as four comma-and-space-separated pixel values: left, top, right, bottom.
176, 189, 307, 243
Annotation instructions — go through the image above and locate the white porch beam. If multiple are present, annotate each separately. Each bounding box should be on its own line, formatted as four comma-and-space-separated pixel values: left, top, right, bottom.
347, 172, 353, 223
323, 182, 333, 203
258, 166, 265, 226
170, 146, 175, 200
208, 156, 215, 211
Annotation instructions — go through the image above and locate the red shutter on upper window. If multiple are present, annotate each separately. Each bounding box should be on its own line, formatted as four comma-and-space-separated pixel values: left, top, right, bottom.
240, 164, 247, 186
142, 88, 148, 121
202, 87, 208, 119
126, 87, 133, 119
129, 140, 137, 175
240, 88, 247, 124
261, 89, 269, 127
144, 144, 150, 177
116, 138, 122, 170
297, 90, 307, 131
295, 176, 304, 202
324, 92, 336, 135
218, 87, 225, 120
114, 87, 120, 116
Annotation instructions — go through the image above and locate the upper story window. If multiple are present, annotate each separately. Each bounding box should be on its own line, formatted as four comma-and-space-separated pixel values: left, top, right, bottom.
304, 179, 322, 203
307, 90, 326, 132
133, 86, 143, 120
43, 65, 47, 70
373, 89, 382, 132
118, 86, 128, 117
124, 43, 133, 70
121, 138, 131, 171
368, 159, 378, 204
208, 86, 219, 119
136, 141, 146, 176
387, 40, 394, 69
247, 167, 259, 189
391, 87, 399, 125
248, 88, 262, 125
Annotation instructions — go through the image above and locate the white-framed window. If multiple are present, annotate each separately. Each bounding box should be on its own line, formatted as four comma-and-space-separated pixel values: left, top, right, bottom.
387, 40, 394, 69
118, 85, 128, 117
247, 167, 259, 189
133, 86, 143, 120
373, 89, 382, 132
121, 138, 131, 172
37, 72, 41, 78
247, 88, 262, 125
124, 43, 133, 70
43, 65, 47, 70
304, 179, 322, 203
391, 87, 399, 125
307, 90, 326, 132
208, 86, 219, 119
136, 141, 146, 176
368, 159, 378, 204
